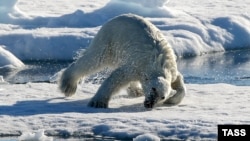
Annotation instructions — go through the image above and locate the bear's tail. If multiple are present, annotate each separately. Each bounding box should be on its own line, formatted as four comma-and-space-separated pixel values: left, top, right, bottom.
59, 67, 78, 97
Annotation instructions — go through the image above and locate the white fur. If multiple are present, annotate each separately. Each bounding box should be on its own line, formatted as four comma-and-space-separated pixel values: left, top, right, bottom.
59, 14, 186, 108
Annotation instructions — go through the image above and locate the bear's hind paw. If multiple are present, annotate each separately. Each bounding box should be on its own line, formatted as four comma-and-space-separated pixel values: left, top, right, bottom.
88, 100, 108, 108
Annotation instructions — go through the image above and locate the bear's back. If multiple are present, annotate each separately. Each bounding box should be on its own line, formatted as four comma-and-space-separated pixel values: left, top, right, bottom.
87, 14, 172, 68
95, 14, 162, 48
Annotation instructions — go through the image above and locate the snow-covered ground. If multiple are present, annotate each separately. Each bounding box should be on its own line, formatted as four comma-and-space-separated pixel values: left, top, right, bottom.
0, 0, 250, 140
0, 82, 250, 140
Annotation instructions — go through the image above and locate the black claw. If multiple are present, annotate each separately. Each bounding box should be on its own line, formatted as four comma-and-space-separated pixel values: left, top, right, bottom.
144, 100, 153, 109
88, 101, 108, 108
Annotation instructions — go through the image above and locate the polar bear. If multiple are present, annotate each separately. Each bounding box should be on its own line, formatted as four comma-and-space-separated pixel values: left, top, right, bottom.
59, 14, 186, 108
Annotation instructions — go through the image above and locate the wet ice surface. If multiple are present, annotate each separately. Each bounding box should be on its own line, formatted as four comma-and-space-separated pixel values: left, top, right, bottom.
1, 51, 250, 141
1, 0, 250, 140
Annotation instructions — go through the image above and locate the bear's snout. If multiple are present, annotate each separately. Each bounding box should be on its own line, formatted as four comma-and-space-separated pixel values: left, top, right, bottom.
144, 88, 159, 108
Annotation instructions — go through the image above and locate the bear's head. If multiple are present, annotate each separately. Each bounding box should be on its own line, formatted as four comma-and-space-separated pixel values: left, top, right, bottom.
142, 76, 171, 109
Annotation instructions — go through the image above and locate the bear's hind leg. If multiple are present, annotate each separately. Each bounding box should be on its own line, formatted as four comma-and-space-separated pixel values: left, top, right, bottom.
59, 50, 104, 97
59, 66, 79, 97
88, 67, 134, 108
127, 81, 143, 97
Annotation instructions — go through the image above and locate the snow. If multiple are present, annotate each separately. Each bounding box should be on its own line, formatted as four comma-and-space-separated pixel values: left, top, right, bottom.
0, 46, 24, 76
0, 0, 250, 61
0, 0, 250, 140
0, 46, 23, 66
18, 129, 53, 141
133, 133, 161, 141
0, 82, 249, 140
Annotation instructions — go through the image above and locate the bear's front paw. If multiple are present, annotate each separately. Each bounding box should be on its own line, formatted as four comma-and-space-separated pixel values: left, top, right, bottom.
88, 100, 108, 108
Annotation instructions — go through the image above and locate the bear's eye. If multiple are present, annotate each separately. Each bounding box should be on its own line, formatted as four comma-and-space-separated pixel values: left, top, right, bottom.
151, 87, 159, 98
152, 87, 156, 92
143, 74, 149, 81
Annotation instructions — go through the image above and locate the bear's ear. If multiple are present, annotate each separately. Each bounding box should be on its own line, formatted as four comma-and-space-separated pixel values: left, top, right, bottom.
156, 54, 166, 68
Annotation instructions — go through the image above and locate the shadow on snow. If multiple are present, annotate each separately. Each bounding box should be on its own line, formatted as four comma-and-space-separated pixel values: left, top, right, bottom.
0, 97, 149, 116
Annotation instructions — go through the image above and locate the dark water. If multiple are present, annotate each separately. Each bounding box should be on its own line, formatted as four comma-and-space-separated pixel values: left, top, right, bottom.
178, 50, 250, 86
2, 61, 71, 84
2, 50, 250, 86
